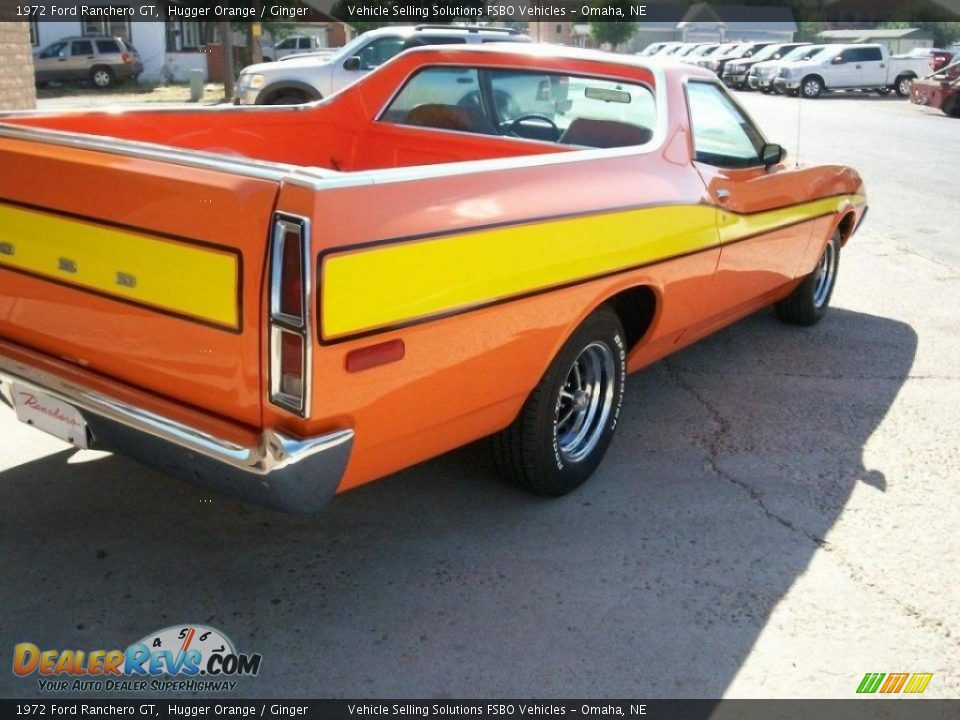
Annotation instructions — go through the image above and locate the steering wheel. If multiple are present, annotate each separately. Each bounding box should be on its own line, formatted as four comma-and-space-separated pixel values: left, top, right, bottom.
505, 113, 560, 137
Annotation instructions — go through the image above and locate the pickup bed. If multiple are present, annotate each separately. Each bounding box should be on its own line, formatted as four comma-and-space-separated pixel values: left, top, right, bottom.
0, 45, 866, 514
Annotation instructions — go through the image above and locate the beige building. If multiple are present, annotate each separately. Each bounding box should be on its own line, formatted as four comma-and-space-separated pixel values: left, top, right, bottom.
0, 22, 37, 111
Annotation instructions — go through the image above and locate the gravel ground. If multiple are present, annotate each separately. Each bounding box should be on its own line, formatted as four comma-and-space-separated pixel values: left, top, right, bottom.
1, 89, 958, 700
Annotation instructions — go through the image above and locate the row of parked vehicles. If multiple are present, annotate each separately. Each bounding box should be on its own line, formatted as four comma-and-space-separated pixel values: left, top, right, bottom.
639, 39, 953, 101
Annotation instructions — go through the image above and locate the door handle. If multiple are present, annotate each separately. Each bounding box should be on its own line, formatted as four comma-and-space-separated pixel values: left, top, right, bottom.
86, 55, 95, 59
58, 58, 67, 62
715, 188, 730, 202
855, 64, 862, 69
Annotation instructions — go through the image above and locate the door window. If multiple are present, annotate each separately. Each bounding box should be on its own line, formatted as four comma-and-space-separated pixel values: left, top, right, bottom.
687, 81, 764, 168
40, 42, 68, 59
355, 37, 405, 71
71, 40, 94, 56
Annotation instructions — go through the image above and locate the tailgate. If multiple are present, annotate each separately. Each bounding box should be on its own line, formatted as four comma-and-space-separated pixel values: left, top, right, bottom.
0, 132, 280, 427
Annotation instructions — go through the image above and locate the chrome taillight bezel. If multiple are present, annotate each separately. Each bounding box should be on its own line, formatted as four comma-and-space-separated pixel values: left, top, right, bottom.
268, 213, 311, 417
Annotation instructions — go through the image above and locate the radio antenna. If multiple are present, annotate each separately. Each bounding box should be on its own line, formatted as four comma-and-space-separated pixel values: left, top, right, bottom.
795, 87, 802, 167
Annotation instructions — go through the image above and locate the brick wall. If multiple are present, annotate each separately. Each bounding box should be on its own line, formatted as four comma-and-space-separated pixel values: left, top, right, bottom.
0, 23, 37, 111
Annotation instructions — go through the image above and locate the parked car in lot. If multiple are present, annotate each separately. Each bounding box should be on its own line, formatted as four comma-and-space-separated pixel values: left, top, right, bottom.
702, 42, 775, 77
774, 44, 930, 98
894, 47, 954, 73
722, 42, 811, 89
679, 43, 720, 63
235, 24, 530, 105
910, 55, 960, 117
261, 34, 325, 62
637, 42, 676, 56
0, 45, 866, 513
688, 42, 741, 69
33, 36, 143, 89
748, 45, 826, 93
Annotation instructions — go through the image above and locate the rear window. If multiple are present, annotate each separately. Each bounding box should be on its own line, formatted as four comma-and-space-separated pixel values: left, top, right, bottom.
96, 40, 121, 54
381, 66, 656, 149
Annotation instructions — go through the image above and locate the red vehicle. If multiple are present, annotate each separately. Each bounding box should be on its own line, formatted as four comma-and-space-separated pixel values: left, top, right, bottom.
910, 55, 960, 117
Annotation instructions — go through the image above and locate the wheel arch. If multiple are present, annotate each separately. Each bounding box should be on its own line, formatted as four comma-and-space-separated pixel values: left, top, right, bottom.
835, 210, 858, 246
255, 80, 322, 105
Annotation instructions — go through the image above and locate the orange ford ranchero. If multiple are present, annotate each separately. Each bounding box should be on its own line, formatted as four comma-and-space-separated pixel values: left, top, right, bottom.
0, 44, 867, 512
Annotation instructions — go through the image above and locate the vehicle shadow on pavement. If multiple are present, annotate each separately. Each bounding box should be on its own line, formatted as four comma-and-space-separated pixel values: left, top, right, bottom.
0, 308, 917, 698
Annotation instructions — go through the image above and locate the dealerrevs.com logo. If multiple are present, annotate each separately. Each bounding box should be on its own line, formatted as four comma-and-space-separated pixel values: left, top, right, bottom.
13, 625, 262, 693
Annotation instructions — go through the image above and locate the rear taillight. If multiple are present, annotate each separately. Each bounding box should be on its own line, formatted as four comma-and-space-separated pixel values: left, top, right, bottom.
121, 52, 131, 64
269, 215, 311, 416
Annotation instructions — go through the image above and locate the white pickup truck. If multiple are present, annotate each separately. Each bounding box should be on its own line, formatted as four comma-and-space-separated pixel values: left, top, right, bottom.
261, 35, 325, 63
236, 24, 530, 106
773, 44, 930, 98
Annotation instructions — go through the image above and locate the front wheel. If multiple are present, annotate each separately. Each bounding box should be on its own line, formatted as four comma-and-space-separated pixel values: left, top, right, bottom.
801, 76, 823, 98
491, 306, 626, 496
775, 231, 840, 326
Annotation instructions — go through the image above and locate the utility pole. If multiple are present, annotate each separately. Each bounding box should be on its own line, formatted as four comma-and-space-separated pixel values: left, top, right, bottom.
220, 21, 234, 101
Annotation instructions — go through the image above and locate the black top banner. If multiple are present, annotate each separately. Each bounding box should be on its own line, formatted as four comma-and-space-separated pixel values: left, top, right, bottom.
3, 0, 960, 23
1, 701, 959, 720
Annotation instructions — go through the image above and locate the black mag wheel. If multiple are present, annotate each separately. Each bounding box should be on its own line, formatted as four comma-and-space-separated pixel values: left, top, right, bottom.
775, 231, 841, 326
491, 306, 626, 497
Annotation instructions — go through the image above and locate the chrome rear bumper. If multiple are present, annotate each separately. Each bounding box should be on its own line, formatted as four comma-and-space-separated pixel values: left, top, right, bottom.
0, 343, 353, 514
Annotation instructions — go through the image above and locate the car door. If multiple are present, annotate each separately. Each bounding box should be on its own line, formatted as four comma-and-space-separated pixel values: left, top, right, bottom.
857, 46, 887, 86
35, 41, 69, 81
68, 39, 95, 80
330, 35, 406, 93
685, 81, 817, 312
829, 48, 861, 88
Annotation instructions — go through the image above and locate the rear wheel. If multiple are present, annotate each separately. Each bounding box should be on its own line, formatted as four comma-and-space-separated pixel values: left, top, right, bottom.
491, 306, 626, 497
895, 75, 913, 97
264, 88, 317, 105
90, 67, 114, 90
944, 94, 960, 118
775, 231, 840, 326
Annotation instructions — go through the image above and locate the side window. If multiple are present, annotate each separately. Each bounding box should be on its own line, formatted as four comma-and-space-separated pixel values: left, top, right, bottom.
861, 47, 883, 62
72, 40, 94, 56
277, 38, 295, 50
355, 36, 406, 71
687, 81, 764, 168
95, 40, 120, 54
40, 42, 67, 59
839, 48, 858, 63
404, 37, 468, 48
299, 38, 312, 49
380, 67, 491, 134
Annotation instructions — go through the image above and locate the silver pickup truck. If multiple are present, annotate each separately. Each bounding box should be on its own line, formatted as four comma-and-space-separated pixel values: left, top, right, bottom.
774, 44, 930, 98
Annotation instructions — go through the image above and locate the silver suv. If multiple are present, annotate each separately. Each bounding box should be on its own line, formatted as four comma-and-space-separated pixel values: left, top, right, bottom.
34, 36, 143, 89
236, 24, 531, 105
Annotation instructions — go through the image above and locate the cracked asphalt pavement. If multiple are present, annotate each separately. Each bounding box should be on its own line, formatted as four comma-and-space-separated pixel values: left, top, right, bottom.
1, 91, 958, 699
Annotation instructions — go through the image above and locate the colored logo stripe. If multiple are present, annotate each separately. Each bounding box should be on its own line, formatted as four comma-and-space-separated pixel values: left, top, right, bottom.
0, 202, 240, 330
321, 194, 863, 341
857, 672, 933, 694
857, 673, 885, 694
903, 673, 933, 694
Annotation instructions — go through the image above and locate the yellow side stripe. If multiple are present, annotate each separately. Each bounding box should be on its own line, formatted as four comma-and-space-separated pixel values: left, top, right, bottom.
322, 194, 862, 340
0, 202, 239, 330
718, 194, 864, 244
